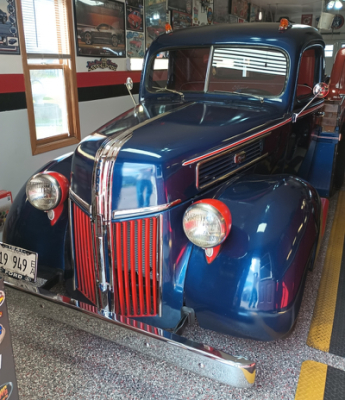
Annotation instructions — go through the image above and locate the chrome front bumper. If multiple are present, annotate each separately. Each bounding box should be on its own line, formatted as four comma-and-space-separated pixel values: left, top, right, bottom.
4, 278, 256, 388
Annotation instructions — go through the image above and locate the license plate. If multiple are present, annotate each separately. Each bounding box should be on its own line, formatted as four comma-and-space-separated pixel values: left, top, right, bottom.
0, 242, 38, 282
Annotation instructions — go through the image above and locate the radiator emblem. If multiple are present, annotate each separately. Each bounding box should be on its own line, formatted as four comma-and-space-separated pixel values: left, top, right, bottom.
234, 151, 246, 164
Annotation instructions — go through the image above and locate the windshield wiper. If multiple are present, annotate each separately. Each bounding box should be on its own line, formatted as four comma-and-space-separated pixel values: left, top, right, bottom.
152, 86, 184, 101
213, 90, 264, 103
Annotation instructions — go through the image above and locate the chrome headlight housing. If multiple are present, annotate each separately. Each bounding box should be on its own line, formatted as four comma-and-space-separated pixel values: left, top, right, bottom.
183, 199, 232, 248
26, 173, 61, 211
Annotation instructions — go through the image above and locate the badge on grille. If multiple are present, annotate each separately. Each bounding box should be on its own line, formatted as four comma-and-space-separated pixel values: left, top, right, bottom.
0, 326, 5, 344
234, 151, 246, 164
0, 292, 4, 308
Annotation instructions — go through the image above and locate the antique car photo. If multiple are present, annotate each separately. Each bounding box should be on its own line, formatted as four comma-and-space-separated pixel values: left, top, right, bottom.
79, 23, 123, 47
127, 10, 142, 30
2, 21, 345, 388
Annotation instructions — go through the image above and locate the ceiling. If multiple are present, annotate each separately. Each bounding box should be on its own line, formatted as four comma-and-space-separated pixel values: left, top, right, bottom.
259, 0, 325, 18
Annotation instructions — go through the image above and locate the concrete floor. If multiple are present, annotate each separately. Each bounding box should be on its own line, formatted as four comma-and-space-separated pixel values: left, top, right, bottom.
4, 191, 345, 400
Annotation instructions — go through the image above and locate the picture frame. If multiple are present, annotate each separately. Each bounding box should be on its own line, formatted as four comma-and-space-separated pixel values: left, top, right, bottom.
229, 0, 249, 21
0, 0, 20, 55
74, 0, 126, 58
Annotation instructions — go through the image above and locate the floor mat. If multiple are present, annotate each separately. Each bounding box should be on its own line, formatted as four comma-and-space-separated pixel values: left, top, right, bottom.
295, 360, 345, 400
307, 191, 345, 356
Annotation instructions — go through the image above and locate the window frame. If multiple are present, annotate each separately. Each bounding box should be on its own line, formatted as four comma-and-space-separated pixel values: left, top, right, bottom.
16, 0, 80, 155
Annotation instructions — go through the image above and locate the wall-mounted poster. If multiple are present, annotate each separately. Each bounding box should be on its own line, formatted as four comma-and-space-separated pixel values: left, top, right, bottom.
0, 0, 19, 55
145, 0, 166, 48
127, 5, 143, 31
172, 10, 192, 30
168, 0, 192, 14
248, 4, 259, 22
74, 0, 125, 57
126, 30, 145, 57
301, 14, 313, 26
230, 0, 249, 20
213, 0, 228, 23
126, 0, 143, 6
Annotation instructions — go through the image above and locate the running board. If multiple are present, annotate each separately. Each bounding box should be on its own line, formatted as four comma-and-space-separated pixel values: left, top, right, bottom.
4, 278, 256, 388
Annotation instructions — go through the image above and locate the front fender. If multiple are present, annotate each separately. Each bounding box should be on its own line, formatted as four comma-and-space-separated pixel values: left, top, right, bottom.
3, 153, 73, 272
184, 174, 320, 341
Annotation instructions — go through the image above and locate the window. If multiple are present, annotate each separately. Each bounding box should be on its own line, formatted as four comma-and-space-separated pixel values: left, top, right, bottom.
325, 45, 334, 58
17, 0, 80, 155
209, 47, 287, 97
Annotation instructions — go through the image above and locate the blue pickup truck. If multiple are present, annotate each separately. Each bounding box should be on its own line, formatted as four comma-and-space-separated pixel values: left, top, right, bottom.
2, 21, 343, 388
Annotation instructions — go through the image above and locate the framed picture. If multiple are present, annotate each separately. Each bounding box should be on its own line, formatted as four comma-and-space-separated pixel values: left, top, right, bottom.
74, 0, 125, 58
168, 0, 192, 14
172, 10, 192, 30
301, 14, 313, 26
126, 30, 145, 57
0, 0, 20, 55
229, 0, 249, 20
127, 5, 143, 31
145, 0, 166, 48
214, 0, 228, 22
126, 0, 143, 6
248, 3, 259, 22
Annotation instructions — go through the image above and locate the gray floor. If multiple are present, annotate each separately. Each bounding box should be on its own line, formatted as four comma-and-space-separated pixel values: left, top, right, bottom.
4, 192, 345, 400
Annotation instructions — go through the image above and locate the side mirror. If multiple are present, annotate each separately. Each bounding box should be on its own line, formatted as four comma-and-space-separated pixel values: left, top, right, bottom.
125, 77, 134, 91
292, 82, 329, 123
124, 77, 137, 107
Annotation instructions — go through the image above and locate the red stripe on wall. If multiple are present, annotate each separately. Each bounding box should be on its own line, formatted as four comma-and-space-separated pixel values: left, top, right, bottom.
77, 71, 142, 88
0, 74, 25, 93
0, 71, 142, 94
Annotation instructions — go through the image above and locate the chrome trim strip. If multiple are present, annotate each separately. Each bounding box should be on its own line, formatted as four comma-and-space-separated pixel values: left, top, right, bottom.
68, 199, 77, 291
5, 278, 256, 388
69, 189, 92, 214
198, 153, 269, 190
112, 199, 182, 220
184, 102, 323, 167
196, 132, 271, 190
183, 118, 292, 166
204, 46, 214, 93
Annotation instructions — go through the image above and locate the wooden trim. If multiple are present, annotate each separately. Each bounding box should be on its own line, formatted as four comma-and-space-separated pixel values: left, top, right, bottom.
34, 136, 80, 155
16, 0, 80, 156
27, 64, 64, 71
37, 133, 69, 145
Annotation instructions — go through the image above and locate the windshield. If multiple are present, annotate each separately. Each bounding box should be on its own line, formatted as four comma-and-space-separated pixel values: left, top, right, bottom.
146, 46, 288, 98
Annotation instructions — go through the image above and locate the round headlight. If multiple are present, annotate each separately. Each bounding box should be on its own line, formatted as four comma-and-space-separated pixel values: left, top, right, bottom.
183, 199, 232, 248
26, 173, 61, 211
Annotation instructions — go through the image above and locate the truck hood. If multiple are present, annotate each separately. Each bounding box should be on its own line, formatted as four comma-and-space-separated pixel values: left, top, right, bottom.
71, 101, 286, 210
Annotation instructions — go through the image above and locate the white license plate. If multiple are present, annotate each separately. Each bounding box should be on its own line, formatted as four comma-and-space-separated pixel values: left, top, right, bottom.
0, 242, 38, 282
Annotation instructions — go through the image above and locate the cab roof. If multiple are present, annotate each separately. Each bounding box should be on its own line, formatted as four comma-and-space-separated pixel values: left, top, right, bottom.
149, 22, 324, 55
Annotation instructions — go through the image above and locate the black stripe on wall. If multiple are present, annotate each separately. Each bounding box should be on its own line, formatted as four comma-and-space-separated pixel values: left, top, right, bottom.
78, 82, 140, 102
0, 92, 27, 112
0, 83, 140, 112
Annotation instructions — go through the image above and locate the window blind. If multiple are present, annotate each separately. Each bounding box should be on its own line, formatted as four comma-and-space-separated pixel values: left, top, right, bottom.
22, 0, 70, 58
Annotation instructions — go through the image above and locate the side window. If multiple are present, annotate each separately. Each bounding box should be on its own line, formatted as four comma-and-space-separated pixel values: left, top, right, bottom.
17, 0, 80, 155
296, 48, 318, 101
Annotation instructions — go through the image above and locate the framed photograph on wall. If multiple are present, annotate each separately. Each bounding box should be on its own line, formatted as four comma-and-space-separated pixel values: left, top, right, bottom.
127, 5, 143, 31
301, 14, 313, 26
126, 30, 144, 57
229, 0, 249, 21
74, 0, 125, 57
248, 3, 259, 22
0, 0, 20, 55
145, 0, 166, 48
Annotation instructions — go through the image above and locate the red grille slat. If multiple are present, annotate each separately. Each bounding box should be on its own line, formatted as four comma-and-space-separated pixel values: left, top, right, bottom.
130, 220, 138, 315
73, 204, 97, 305
152, 217, 158, 315
144, 219, 151, 314
122, 222, 131, 314
114, 223, 126, 314
137, 219, 145, 313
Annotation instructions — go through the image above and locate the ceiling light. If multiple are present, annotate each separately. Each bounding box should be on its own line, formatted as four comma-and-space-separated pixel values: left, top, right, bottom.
334, 0, 343, 9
